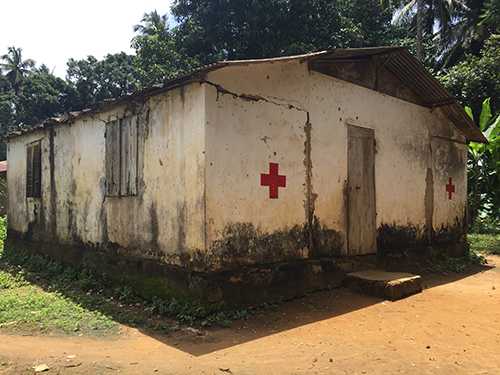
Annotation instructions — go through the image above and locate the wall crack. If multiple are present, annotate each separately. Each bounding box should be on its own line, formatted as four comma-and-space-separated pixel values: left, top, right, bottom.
202, 80, 308, 114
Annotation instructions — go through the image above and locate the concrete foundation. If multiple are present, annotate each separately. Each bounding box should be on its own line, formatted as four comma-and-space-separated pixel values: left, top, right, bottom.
6, 234, 376, 307
345, 270, 423, 301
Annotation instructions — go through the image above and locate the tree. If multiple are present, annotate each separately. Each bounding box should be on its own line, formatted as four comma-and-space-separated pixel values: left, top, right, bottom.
171, 0, 397, 64
381, 0, 470, 62
0, 47, 35, 95
0, 48, 77, 130
0, 74, 15, 136
133, 11, 170, 37
440, 35, 499, 118
132, 11, 199, 86
15, 65, 74, 126
66, 53, 142, 110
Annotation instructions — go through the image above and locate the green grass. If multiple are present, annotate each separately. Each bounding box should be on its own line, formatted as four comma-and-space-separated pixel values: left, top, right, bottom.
0, 281, 115, 334
0, 217, 117, 335
0, 217, 250, 336
468, 233, 500, 255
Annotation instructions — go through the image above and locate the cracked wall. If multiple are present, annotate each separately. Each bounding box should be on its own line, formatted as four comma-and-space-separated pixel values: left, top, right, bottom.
203, 61, 343, 266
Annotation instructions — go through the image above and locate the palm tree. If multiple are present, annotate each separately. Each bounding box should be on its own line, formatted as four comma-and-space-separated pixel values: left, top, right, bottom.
381, 0, 467, 62
133, 11, 169, 38
0, 47, 35, 95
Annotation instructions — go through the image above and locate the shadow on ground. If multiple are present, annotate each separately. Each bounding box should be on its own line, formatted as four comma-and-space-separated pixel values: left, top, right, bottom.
0, 241, 495, 357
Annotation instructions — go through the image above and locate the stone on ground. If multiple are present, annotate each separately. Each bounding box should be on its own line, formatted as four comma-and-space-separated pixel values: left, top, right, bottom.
345, 270, 422, 300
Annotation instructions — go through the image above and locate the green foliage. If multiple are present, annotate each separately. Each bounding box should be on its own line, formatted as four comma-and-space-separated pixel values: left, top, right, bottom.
470, 215, 500, 235
131, 11, 199, 86
481, 0, 500, 28
440, 35, 500, 116
0, 47, 35, 95
15, 65, 75, 126
66, 53, 142, 110
464, 97, 500, 224
427, 240, 488, 274
468, 233, 500, 254
171, 0, 397, 64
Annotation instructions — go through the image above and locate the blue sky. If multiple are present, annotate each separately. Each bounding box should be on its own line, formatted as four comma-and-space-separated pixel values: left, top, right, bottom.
0, 0, 173, 77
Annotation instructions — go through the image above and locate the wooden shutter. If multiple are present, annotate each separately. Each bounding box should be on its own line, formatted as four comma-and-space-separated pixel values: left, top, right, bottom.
120, 116, 138, 196
26, 145, 34, 197
32, 142, 42, 197
26, 141, 42, 198
105, 116, 138, 197
105, 120, 121, 196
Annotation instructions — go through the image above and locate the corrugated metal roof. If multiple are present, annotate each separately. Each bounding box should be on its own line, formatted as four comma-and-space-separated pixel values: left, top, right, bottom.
4, 47, 486, 143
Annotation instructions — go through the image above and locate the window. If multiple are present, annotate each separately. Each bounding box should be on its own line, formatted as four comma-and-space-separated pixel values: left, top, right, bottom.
26, 141, 42, 198
105, 116, 138, 196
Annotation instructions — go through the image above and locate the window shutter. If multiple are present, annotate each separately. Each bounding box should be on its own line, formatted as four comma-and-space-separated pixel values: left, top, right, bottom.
105, 116, 138, 197
127, 117, 138, 196
32, 142, 42, 197
120, 117, 129, 196
26, 145, 33, 197
105, 120, 121, 196
120, 117, 138, 196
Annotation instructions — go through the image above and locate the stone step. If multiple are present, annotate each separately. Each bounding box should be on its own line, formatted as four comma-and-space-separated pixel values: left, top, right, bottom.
345, 270, 422, 301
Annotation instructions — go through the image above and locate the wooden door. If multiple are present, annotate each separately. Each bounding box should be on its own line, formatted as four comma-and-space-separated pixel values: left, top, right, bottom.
347, 125, 377, 255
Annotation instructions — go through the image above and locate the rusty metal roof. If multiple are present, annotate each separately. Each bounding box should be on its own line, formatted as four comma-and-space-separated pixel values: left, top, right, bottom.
5, 47, 486, 143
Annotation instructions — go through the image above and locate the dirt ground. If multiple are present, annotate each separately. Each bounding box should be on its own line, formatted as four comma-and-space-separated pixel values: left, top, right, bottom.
1, 256, 499, 375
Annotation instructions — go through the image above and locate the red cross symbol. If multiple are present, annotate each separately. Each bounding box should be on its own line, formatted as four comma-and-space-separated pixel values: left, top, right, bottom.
446, 177, 455, 200
260, 162, 286, 199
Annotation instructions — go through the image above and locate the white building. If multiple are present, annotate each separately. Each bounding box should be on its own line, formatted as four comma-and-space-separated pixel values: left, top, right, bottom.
6, 47, 486, 304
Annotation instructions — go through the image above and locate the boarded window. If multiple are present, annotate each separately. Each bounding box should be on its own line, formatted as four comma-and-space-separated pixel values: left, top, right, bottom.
105, 116, 138, 196
26, 141, 42, 198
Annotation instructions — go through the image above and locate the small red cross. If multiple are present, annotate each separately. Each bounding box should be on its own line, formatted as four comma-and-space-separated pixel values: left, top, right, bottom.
260, 162, 286, 199
446, 177, 455, 200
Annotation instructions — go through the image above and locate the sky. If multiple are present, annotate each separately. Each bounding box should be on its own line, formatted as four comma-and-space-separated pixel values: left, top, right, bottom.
0, 0, 173, 78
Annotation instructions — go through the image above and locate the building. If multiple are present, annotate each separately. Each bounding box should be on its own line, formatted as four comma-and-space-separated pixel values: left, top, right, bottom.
5, 47, 486, 304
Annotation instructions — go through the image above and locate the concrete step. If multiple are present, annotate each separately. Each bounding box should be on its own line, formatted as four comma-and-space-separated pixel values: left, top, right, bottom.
345, 270, 422, 301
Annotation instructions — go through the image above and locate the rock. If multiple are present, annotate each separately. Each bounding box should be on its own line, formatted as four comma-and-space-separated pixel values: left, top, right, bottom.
33, 364, 50, 372
186, 327, 204, 336
64, 362, 82, 368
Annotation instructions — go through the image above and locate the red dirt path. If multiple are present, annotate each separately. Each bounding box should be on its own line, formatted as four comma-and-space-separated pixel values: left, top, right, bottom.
1, 256, 499, 375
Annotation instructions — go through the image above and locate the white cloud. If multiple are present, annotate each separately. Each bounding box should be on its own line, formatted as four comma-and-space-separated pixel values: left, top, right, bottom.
0, 0, 173, 77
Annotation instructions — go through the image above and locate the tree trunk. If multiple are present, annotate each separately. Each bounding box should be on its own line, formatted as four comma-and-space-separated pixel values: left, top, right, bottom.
416, 0, 424, 61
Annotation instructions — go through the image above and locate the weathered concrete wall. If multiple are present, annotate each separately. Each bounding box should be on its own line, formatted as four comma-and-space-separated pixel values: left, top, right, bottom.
7, 129, 49, 237
203, 61, 317, 269
7, 58, 468, 274
203, 58, 467, 265
7, 83, 206, 264
308, 70, 467, 252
